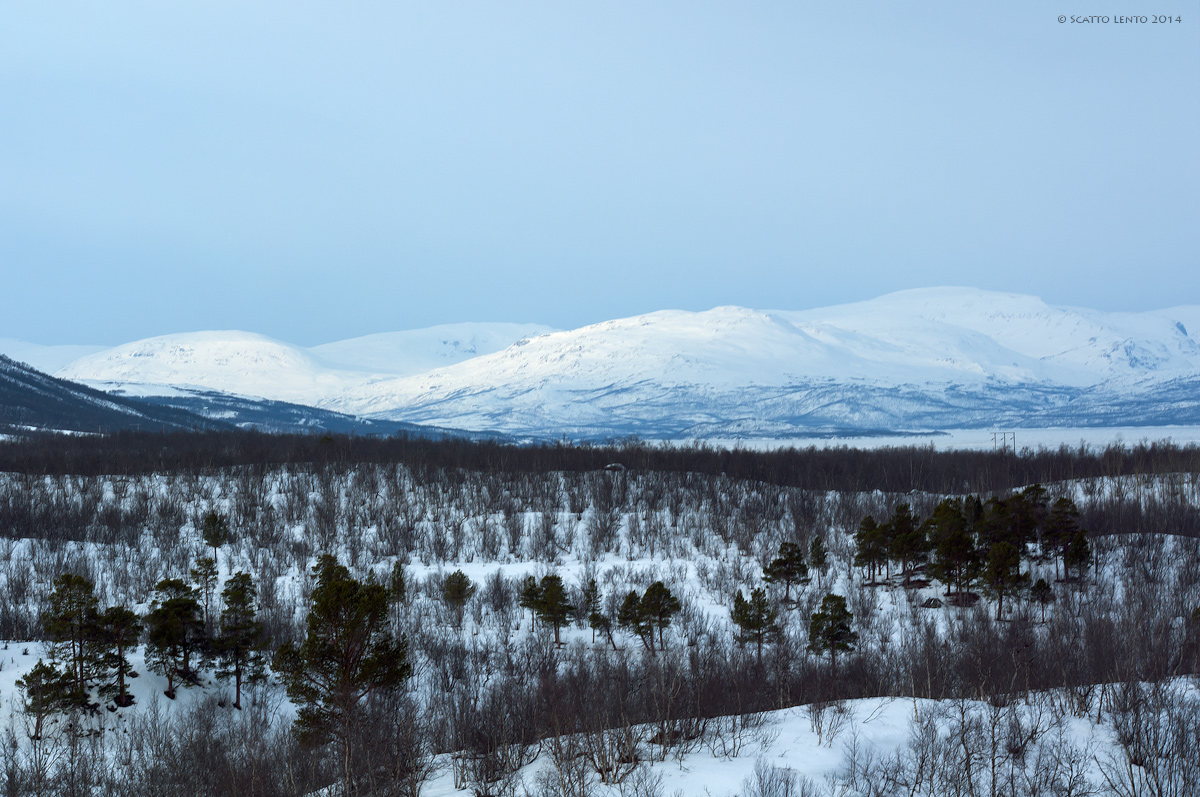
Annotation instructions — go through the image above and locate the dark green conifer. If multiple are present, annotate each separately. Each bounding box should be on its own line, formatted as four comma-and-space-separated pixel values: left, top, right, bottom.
927, 500, 979, 597
807, 593, 857, 668
888, 504, 929, 585
731, 588, 780, 662
618, 590, 654, 652
763, 542, 808, 601
1042, 498, 1081, 580
442, 570, 475, 629
982, 542, 1028, 621
144, 578, 204, 698
533, 574, 574, 645
190, 555, 219, 631
273, 555, 410, 796
853, 516, 888, 583
1030, 578, 1054, 623
216, 572, 269, 709
640, 581, 681, 652
16, 661, 73, 740
42, 573, 101, 706
201, 510, 231, 559
1064, 530, 1091, 581
98, 606, 140, 707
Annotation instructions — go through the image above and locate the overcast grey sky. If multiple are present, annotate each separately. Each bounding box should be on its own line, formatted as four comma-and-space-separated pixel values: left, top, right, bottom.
2, 1, 1197, 346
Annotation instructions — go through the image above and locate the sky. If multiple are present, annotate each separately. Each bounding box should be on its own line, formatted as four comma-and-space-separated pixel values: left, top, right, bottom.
1, 1, 1197, 346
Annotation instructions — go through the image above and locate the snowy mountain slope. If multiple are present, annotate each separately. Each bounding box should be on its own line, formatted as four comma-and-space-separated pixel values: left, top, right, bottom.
36, 289, 1200, 438
786, 287, 1200, 382
329, 290, 1200, 436
310, 322, 554, 375
54, 324, 556, 406
56, 331, 374, 406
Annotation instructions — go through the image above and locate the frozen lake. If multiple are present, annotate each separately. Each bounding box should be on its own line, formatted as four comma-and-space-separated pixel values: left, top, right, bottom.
700, 425, 1200, 452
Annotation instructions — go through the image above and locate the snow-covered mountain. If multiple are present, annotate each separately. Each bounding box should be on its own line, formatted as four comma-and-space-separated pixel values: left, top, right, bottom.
55, 331, 370, 407
310, 323, 554, 375
51, 324, 553, 408
21, 289, 1200, 439
329, 289, 1200, 437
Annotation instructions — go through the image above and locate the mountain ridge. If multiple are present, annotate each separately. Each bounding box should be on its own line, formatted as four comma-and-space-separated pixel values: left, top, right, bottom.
6, 288, 1199, 440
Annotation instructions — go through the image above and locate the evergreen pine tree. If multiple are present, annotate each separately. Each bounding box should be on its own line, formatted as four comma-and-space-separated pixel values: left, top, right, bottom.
518, 575, 542, 623
809, 536, 828, 588
97, 606, 140, 707
1043, 498, 1080, 580
1030, 578, 1054, 623
982, 541, 1028, 621
1064, 530, 1091, 582
144, 578, 204, 698
388, 561, 408, 630
190, 555, 219, 632
879, 518, 896, 580
640, 581, 681, 652
389, 561, 408, 605
581, 578, 602, 643
853, 516, 887, 583
807, 593, 857, 669
216, 572, 269, 709
978, 497, 1014, 552
888, 504, 928, 585
533, 574, 574, 646
442, 570, 476, 630
618, 590, 654, 653
1014, 484, 1049, 548
42, 573, 100, 706
16, 661, 73, 740
201, 510, 231, 561
731, 588, 780, 662
763, 542, 807, 601
927, 500, 979, 599
273, 555, 410, 796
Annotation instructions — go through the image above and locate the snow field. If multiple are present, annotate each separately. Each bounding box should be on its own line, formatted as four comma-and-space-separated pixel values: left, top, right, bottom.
0, 463, 1196, 794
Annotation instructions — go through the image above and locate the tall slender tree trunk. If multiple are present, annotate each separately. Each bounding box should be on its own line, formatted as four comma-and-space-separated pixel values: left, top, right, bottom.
117, 642, 126, 703
235, 659, 243, 709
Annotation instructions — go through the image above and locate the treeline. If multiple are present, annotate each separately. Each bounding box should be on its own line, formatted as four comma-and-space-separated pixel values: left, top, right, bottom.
3, 428, 1200, 495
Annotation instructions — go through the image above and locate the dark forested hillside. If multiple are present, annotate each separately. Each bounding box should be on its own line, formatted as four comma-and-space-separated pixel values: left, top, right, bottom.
133, 390, 512, 439
0, 355, 228, 435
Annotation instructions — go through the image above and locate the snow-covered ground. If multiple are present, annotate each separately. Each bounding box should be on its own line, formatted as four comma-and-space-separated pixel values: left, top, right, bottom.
0, 640, 1187, 797
0, 462, 1195, 794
